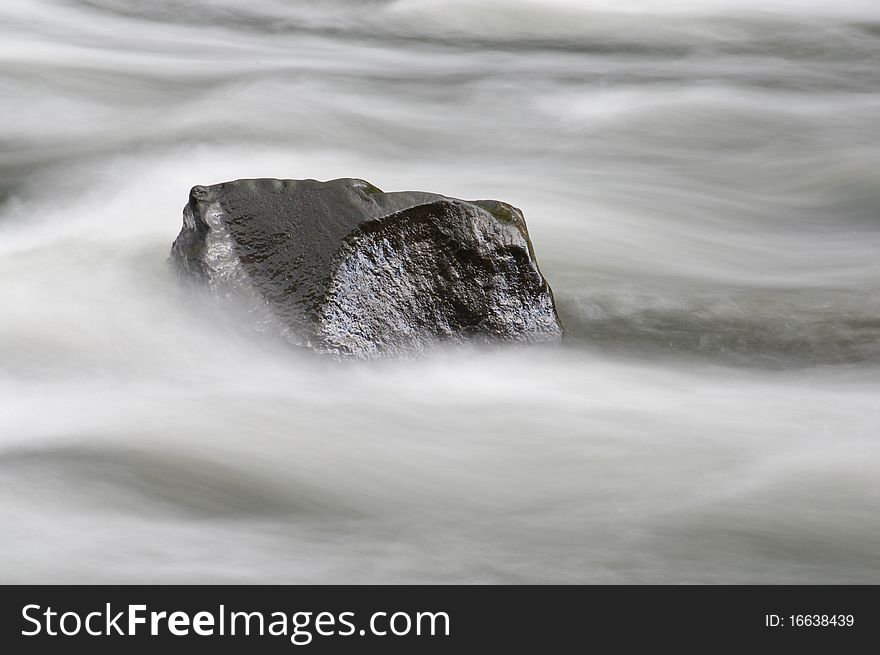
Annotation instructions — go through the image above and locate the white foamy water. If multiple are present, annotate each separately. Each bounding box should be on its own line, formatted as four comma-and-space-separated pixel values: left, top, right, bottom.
1, 0, 879, 583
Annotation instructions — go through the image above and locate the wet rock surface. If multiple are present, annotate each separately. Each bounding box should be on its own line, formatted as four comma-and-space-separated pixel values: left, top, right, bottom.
171, 178, 562, 358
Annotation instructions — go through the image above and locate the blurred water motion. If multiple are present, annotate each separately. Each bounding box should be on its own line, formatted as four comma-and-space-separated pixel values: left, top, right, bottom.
1, 0, 879, 582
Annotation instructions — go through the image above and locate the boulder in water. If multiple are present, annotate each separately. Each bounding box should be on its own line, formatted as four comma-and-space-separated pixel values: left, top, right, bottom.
170, 178, 562, 358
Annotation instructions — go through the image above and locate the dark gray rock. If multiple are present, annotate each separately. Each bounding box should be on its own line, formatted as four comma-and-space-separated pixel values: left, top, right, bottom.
171, 178, 562, 358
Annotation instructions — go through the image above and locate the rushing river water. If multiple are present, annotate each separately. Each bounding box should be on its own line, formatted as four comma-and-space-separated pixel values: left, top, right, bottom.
1, 0, 879, 583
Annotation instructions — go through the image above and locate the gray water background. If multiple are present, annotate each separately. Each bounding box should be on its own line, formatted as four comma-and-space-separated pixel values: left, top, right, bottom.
1, 0, 879, 582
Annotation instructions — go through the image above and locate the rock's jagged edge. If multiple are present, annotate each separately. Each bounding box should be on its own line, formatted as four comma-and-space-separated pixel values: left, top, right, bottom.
170, 178, 563, 359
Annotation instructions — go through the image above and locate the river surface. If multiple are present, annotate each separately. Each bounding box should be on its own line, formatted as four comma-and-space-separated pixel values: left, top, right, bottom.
1, 0, 879, 583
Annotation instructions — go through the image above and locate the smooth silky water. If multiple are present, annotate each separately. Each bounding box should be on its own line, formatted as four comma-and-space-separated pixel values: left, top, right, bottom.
1, 0, 879, 582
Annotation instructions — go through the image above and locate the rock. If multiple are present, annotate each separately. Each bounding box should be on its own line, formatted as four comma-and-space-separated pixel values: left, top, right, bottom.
170, 178, 562, 358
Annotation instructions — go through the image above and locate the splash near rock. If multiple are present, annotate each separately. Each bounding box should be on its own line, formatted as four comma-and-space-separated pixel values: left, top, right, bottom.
171, 178, 562, 358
